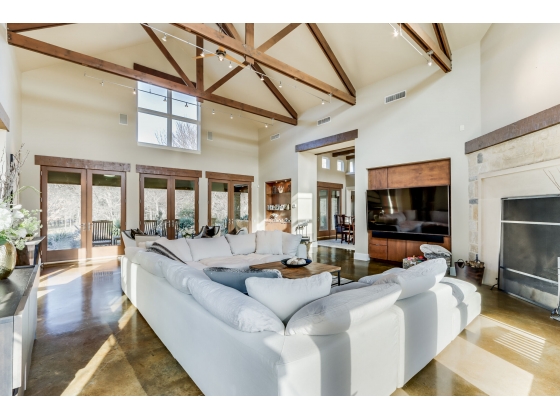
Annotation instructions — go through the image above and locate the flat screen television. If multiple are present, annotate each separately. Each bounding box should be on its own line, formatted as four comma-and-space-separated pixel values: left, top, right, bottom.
367, 186, 450, 236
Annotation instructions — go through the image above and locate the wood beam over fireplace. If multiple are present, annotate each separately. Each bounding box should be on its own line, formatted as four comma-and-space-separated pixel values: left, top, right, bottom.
6, 32, 297, 125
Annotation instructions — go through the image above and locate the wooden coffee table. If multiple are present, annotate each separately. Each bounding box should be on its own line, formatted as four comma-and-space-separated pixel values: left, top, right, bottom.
250, 261, 342, 285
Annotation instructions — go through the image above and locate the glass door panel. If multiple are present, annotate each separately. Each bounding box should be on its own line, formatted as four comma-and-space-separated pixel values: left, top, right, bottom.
233, 183, 250, 234
143, 177, 168, 236
331, 189, 341, 236
318, 188, 329, 238
210, 181, 229, 233
43, 168, 86, 262
175, 179, 196, 238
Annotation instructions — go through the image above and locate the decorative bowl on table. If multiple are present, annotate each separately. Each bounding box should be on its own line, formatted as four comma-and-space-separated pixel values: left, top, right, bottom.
280, 258, 312, 268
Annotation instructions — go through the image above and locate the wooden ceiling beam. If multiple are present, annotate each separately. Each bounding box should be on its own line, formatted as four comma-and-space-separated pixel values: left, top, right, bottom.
432, 23, 451, 60
196, 36, 204, 102
306, 23, 355, 97
332, 148, 354, 157
141, 24, 195, 88
219, 23, 241, 41
400, 23, 452, 73
206, 66, 245, 94
245, 23, 255, 65
345, 155, 355, 160
257, 23, 301, 53
7, 32, 296, 125
6, 23, 72, 33
252, 62, 298, 119
173, 23, 356, 105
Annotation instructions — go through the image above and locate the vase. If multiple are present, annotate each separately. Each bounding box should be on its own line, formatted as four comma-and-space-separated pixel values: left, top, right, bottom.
0, 242, 17, 280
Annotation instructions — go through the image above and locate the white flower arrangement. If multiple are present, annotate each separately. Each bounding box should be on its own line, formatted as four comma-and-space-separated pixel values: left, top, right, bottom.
0, 146, 42, 250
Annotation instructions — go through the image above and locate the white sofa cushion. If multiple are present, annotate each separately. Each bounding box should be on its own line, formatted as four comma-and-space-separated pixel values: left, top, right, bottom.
153, 237, 193, 262
440, 277, 478, 306
225, 233, 256, 255
255, 230, 283, 255
375, 258, 447, 300
134, 251, 167, 278
330, 282, 369, 294
187, 236, 233, 261
124, 246, 144, 261
246, 272, 332, 323
285, 282, 402, 336
282, 232, 303, 256
161, 260, 210, 294
359, 267, 405, 285
188, 277, 285, 334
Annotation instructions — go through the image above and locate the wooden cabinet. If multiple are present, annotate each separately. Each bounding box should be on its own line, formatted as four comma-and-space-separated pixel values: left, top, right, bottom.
368, 235, 387, 260
387, 239, 407, 262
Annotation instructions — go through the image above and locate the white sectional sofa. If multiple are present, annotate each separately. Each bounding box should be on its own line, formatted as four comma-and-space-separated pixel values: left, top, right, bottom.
121, 232, 481, 395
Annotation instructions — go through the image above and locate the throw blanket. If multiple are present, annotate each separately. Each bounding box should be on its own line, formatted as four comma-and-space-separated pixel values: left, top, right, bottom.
147, 242, 185, 263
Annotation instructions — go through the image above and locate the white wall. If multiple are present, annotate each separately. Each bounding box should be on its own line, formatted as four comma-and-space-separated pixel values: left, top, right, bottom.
258, 42, 482, 260
19, 42, 260, 231
0, 24, 22, 163
481, 24, 560, 135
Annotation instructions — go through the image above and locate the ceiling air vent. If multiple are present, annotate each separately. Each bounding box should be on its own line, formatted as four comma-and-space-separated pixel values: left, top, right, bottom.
317, 116, 331, 126
385, 90, 406, 104
119, 114, 128, 125
207, 131, 213, 141
270, 133, 280, 141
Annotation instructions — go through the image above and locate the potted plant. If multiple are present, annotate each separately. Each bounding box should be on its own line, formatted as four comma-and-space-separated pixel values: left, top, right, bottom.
0, 147, 42, 279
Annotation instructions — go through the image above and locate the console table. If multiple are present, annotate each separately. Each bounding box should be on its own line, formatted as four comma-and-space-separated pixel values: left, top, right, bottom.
0, 266, 40, 396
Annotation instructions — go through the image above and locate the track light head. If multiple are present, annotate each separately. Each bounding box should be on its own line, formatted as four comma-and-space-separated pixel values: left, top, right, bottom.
393, 28, 399, 37
200, 52, 205, 57
163, 96, 167, 102
265, 124, 268, 128
185, 102, 188, 107
427, 50, 433, 67
229, 61, 232, 69
162, 34, 167, 42
260, 74, 264, 81
321, 99, 325, 105
132, 88, 136, 95
230, 114, 233, 119
279, 81, 282, 88
212, 109, 215, 115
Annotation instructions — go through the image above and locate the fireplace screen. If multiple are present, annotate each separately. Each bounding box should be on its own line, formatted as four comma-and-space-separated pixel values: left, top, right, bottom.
499, 195, 560, 310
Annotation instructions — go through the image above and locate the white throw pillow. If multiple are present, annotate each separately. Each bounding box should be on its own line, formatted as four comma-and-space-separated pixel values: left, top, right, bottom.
281, 232, 303, 256
134, 251, 166, 278
359, 267, 405, 285
161, 260, 210, 294
124, 246, 143, 261
188, 277, 285, 334
330, 282, 369, 294
187, 236, 234, 261
374, 258, 447, 300
154, 237, 193, 262
255, 230, 283, 255
246, 272, 332, 323
285, 282, 402, 336
225, 233, 256, 255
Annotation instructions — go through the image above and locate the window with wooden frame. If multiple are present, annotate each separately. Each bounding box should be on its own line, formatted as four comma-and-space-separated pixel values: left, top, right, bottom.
137, 81, 201, 152
137, 165, 202, 239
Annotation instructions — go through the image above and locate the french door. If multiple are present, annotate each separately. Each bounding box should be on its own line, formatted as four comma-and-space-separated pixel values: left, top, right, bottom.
317, 183, 342, 239
41, 166, 126, 262
140, 174, 199, 239
208, 179, 251, 234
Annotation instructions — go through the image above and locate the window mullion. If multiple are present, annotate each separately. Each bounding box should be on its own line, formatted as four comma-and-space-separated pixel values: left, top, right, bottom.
167, 89, 172, 147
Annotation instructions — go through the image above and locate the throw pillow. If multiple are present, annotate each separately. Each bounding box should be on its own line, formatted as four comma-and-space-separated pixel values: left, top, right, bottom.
188, 277, 285, 334
255, 230, 283, 255
133, 251, 167, 278
359, 267, 405, 285
285, 282, 402, 336
225, 233, 256, 255
150, 237, 193, 262
281, 232, 303, 256
246, 272, 332, 323
186, 236, 233, 261
330, 282, 369, 294
374, 258, 447, 300
162, 260, 211, 295
203, 267, 281, 294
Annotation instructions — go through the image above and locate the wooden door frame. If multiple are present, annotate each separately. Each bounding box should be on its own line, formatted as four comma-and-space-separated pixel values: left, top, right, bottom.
87, 169, 127, 258
139, 173, 170, 236
317, 181, 343, 239
40, 166, 87, 263
171, 175, 200, 238
207, 177, 253, 234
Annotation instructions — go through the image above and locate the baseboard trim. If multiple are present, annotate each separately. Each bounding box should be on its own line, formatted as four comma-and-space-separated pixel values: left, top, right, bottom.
354, 252, 370, 261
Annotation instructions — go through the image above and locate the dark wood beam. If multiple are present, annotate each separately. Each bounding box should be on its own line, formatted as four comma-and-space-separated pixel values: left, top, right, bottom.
136, 164, 202, 178
432, 23, 451, 60
245, 23, 255, 65
295, 129, 358, 152
7, 32, 297, 126
218, 23, 298, 119
306, 23, 355, 97
196, 36, 204, 102
346, 155, 355, 160
219, 23, 241, 41
0, 102, 10, 132
174, 23, 356, 105
400, 23, 452, 73
141, 24, 195, 88
206, 171, 254, 182
257, 23, 301, 53
133, 63, 190, 86
205, 66, 244, 94
465, 104, 560, 154
35, 155, 130, 172
7, 23, 72, 33
332, 149, 354, 157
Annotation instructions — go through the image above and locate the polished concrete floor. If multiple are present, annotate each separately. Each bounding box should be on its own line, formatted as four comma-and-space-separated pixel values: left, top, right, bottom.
25, 246, 560, 396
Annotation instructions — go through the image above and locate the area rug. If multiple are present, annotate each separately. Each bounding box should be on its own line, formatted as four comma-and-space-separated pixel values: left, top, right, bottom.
331, 276, 354, 287
317, 239, 355, 251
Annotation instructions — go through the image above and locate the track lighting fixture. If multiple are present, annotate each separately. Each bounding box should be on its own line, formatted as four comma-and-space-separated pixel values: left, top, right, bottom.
212, 109, 215, 115
162, 34, 167, 42
279, 81, 282, 88
321, 99, 325, 105
163, 96, 167, 102
132, 88, 136, 95
229, 61, 233, 69
260, 74, 265, 81
230, 114, 233, 119
101, 81, 104, 86
427, 51, 433, 67
200, 52, 205, 57
393, 28, 399, 37
185, 102, 188, 107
